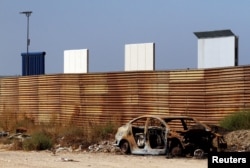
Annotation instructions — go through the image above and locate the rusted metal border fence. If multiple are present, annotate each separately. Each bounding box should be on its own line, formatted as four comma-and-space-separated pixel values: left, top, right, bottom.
0, 65, 250, 127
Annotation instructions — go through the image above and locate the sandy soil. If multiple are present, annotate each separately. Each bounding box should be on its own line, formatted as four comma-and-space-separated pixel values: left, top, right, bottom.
0, 150, 207, 168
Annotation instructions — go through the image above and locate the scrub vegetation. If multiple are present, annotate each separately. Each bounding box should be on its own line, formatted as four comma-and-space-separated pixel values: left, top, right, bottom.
220, 110, 250, 131
0, 114, 117, 151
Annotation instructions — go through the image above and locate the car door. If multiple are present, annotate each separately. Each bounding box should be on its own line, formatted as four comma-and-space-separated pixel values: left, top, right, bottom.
147, 117, 166, 148
130, 117, 148, 154
130, 116, 167, 155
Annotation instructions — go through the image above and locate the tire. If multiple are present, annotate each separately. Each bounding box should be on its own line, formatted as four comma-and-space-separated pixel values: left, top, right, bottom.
120, 140, 130, 154
170, 146, 182, 157
169, 141, 183, 157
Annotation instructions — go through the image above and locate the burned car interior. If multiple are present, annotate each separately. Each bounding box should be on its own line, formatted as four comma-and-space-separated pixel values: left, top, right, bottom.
115, 115, 227, 157
132, 117, 166, 149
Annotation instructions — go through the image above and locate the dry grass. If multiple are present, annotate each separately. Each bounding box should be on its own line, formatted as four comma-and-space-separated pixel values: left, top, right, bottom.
0, 112, 118, 151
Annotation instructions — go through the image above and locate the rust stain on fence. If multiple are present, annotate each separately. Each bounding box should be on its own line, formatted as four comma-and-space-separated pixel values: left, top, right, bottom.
0, 66, 250, 128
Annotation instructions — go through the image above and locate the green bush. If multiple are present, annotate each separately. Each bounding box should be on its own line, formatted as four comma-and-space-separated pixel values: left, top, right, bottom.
23, 131, 52, 151
220, 110, 250, 131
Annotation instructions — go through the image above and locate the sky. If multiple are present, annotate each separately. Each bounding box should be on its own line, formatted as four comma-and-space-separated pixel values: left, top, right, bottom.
1, 0, 250, 75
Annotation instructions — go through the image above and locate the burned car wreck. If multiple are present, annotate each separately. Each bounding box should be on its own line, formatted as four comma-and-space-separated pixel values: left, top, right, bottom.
115, 115, 227, 157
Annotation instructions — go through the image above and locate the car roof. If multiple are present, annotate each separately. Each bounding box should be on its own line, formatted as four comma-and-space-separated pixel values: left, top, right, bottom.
129, 115, 209, 129
132, 115, 195, 121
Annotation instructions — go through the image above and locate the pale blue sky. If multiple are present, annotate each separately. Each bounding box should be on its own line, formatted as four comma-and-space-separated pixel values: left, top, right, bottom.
1, 0, 250, 75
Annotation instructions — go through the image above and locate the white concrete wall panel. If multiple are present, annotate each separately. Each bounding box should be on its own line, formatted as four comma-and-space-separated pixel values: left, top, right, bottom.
64, 49, 89, 73
130, 44, 138, 70
145, 43, 154, 69
137, 44, 145, 70
125, 43, 155, 71
198, 36, 235, 68
125, 45, 129, 71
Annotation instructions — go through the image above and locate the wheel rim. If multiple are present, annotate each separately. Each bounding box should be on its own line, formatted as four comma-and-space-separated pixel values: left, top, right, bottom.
194, 149, 204, 159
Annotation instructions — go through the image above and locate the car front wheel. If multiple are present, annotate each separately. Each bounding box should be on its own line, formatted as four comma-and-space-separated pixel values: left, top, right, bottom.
120, 140, 130, 154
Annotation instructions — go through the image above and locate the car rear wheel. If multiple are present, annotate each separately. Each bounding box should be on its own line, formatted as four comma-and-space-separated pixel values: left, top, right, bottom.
171, 146, 182, 157
120, 140, 130, 154
169, 140, 183, 157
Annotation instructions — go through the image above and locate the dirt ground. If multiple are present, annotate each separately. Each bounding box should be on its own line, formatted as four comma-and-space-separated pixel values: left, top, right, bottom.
223, 130, 250, 152
0, 150, 207, 168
